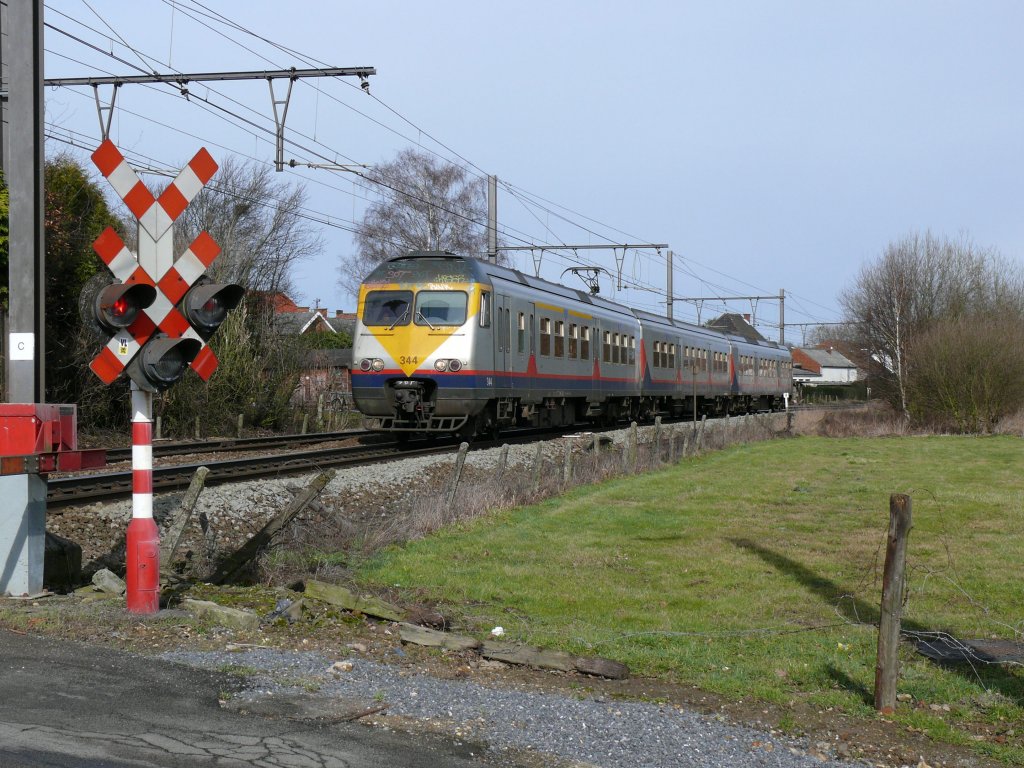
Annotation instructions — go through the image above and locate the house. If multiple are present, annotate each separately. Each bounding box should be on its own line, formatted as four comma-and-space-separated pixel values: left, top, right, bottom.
704, 313, 769, 344
267, 292, 356, 407
791, 346, 860, 385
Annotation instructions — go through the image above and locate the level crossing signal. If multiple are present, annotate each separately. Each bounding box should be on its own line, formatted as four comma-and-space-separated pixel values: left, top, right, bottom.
83, 140, 244, 393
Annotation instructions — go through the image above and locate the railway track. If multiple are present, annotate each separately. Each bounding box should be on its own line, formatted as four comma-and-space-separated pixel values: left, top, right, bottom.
101, 429, 371, 463
47, 438, 460, 509
50, 405, 834, 509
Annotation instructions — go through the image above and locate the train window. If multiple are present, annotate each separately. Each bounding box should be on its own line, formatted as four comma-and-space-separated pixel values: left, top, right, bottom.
505, 309, 512, 351
478, 291, 491, 327
415, 291, 468, 327
581, 326, 590, 360
363, 290, 413, 327
568, 323, 578, 359
629, 336, 635, 365
669, 343, 676, 370
518, 313, 526, 354
554, 320, 565, 357
540, 318, 551, 356
603, 331, 611, 363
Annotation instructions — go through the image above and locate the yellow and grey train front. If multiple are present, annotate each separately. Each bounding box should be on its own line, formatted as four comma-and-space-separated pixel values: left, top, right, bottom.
352, 252, 492, 436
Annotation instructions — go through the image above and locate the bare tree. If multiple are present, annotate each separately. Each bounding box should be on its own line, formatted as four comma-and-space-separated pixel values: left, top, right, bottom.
155, 158, 322, 434
339, 148, 491, 295
841, 231, 1024, 422
173, 156, 322, 295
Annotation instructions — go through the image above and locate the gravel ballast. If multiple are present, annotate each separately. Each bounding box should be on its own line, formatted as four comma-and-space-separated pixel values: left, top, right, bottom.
162, 647, 860, 768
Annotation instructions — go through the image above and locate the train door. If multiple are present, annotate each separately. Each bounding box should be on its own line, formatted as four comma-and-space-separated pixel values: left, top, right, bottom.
494, 294, 512, 393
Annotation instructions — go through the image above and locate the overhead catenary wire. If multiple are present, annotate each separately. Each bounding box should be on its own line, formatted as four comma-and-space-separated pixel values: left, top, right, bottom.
45, 1, 843, 326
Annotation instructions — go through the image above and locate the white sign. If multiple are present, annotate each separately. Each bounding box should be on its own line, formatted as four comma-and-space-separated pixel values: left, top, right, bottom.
8, 333, 35, 361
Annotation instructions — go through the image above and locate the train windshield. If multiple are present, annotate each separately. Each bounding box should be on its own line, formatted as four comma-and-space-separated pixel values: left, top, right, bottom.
363, 290, 413, 327
414, 291, 467, 327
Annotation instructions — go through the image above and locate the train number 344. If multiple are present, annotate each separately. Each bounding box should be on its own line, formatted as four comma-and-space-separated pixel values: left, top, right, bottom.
400, 356, 419, 365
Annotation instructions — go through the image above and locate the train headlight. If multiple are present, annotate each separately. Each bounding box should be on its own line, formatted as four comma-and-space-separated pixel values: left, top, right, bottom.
359, 358, 372, 372
434, 359, 448, 372
371, 358, 385, 372
448, 359, 463, 372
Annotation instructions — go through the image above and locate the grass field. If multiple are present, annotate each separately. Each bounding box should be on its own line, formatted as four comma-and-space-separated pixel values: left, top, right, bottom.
357, 435, 1024, 763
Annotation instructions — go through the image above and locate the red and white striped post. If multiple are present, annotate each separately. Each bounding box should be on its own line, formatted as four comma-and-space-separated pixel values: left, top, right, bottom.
126, 383, 160, 614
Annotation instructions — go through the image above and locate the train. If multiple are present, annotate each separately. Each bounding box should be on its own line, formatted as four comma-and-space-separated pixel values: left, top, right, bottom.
351, 251, 793, 439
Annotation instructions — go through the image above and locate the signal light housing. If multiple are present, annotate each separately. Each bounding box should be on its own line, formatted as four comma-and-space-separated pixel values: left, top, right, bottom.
83, 280, 157, 336
180, 280, 245, 339
125, 335, 203, 392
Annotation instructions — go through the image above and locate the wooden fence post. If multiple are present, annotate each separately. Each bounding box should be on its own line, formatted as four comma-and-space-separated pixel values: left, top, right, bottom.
301, 413, 309, 435
207, 470, 336, 584
236, 414, 244, 439
316, 393, 325, 431
562, 438, 573, 486
496, 443, 510, 481
155, 415, 162, 441
445, 442, 470, 512
629, 421, 639, 472
669, 428, 676, 463
697, 414, 707, 452
194, 415, 201, 440
160, 467, 210, 583
874, 493, 913, 713
654, 416, 662, 464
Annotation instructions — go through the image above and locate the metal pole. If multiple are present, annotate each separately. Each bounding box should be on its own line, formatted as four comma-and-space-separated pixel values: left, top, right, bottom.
666, 250, 673, 321
127, 383, 160, 614
779, 288, 785, 346
487, 174, 498, 262
5, 0, 45, 403
1, 0, 8, 175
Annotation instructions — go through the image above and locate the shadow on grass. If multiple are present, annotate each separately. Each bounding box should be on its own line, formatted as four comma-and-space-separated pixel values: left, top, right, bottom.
730, 538, 1024, 707
825, 664, 874, 707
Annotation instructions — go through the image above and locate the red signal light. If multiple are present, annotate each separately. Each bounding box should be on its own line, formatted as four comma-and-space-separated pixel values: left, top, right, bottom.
112, 296, 130, 319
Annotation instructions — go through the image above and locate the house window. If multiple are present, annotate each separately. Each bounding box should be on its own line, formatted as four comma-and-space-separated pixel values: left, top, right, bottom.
540, 318, 551, 356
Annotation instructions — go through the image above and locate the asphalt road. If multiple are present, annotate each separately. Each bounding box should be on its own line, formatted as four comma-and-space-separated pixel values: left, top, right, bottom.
0, 629, 491, 768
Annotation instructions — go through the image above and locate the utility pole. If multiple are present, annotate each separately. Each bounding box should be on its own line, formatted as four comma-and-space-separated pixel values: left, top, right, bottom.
779, 288, 785, 346
487, 174, 497, 262
666, 250, 674, 321
4, 0, 46, 403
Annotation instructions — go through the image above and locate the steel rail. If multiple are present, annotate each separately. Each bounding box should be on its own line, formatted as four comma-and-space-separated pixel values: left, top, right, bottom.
102, 430, 371, 463
47, 440, 459, 509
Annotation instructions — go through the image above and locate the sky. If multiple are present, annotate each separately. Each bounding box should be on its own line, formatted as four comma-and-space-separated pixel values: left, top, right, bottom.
36, 0, 1024, 344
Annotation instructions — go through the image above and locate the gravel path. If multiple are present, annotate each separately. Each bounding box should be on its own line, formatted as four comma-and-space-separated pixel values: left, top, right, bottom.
162, 647, 862, 768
